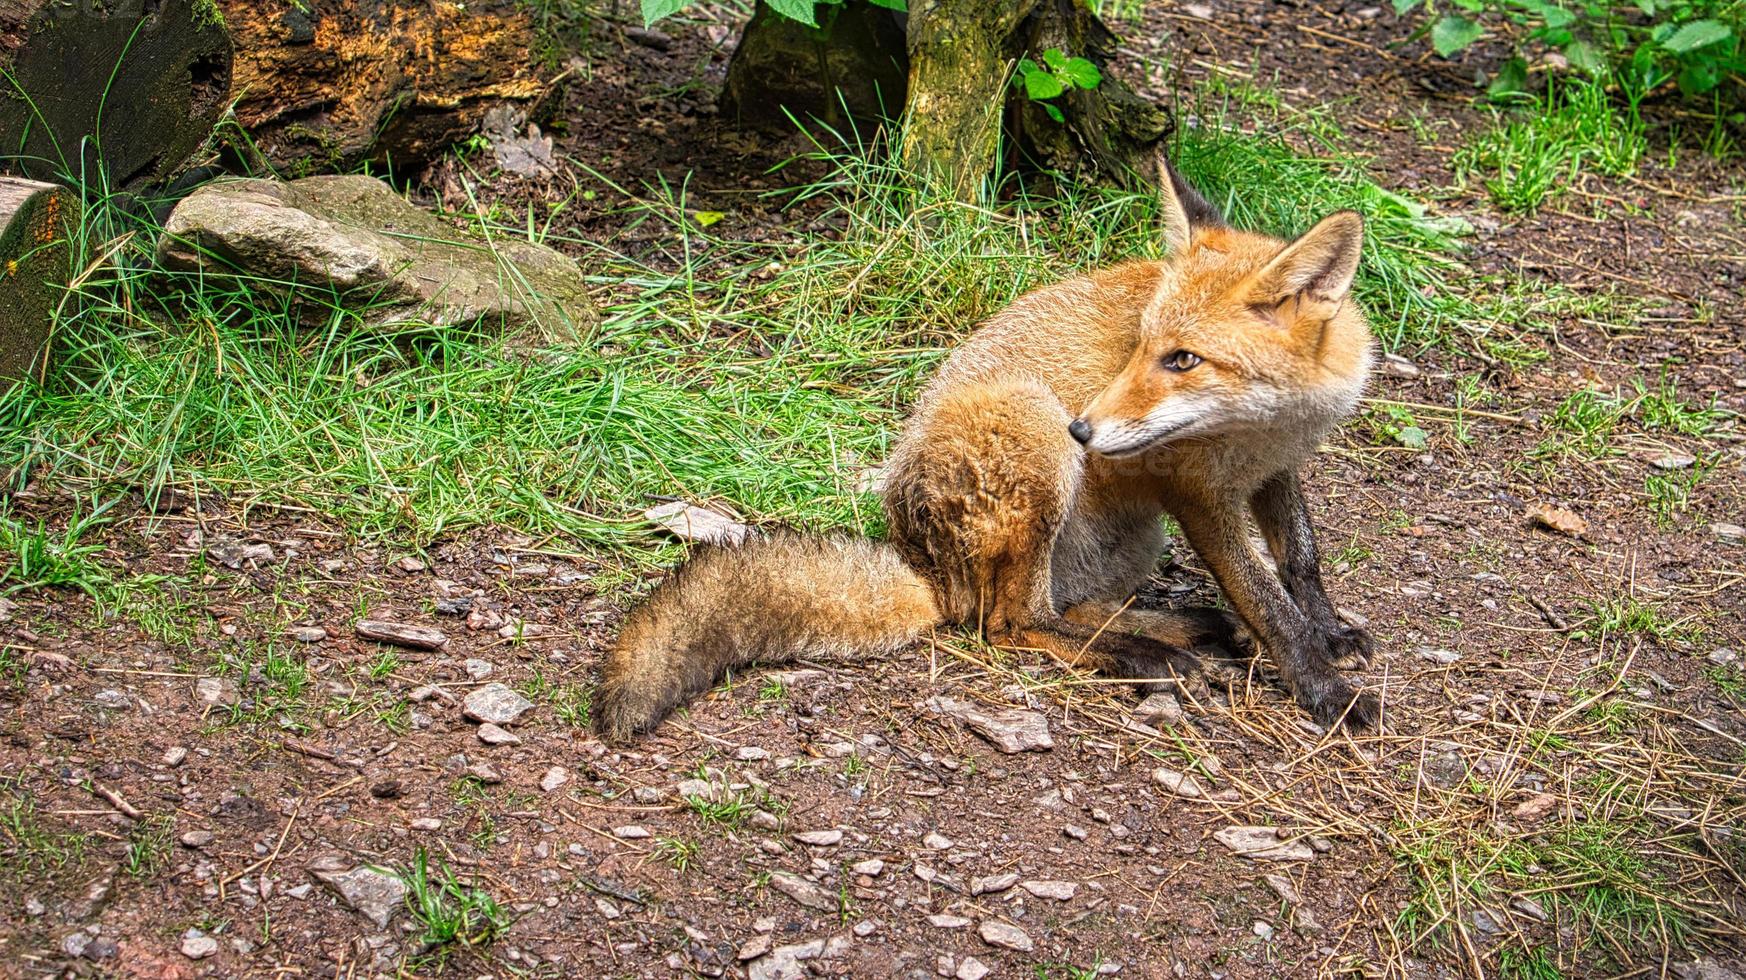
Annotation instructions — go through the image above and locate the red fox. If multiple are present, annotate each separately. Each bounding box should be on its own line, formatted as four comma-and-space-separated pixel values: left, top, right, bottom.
598, 163, 1379, 741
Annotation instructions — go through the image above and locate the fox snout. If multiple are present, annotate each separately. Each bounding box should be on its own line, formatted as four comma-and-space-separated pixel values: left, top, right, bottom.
1068, 418, 1093, 444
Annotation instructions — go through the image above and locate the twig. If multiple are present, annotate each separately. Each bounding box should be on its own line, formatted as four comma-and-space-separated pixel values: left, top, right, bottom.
91, 783, 142, 821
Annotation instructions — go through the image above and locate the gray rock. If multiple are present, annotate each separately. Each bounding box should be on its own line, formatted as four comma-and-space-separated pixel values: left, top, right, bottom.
1423, 751, 1468, 790
957, 956, 991, 980
93, 690, 132, 709
539, 766, 569, 792
475, 722, 520, 746
290, 626, 327, 643
180, 830, 215, 848
1212, 826, 1315, 862
929, 914, 972, 928
750, 940, 825, 980
978, 919, 1034, 952
462, 683, 534, 726
769, 871, 837, 912
1020, 879, 1077, 901
310, 863, 407, 929
972, 873, 1018, 895
1416, 647, 1460, 665
1713, 522, 1745, 544
792, 829, 842, 846
1154, 766, 1204, 798
162, 746, 188, 766
195, 676, 239, 707
1672, 957, 1744, 980
463, 658, 493, 680
1132, 690, 1183, 728
158, 176, 596, 339
922, 695, 1053, 753
180, 930, 218, 959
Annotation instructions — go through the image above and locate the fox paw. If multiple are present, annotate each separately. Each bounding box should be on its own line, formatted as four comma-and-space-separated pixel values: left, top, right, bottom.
1319, 623, 1374, 671
1299, 673, 1381, 731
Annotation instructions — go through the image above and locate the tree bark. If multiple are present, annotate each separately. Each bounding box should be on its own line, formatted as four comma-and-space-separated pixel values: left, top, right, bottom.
901, 0, 1037, 200
721, 1, 909, 133
0, 176, 77, 384
217, 0, 559, 175
0, 0, 233, 188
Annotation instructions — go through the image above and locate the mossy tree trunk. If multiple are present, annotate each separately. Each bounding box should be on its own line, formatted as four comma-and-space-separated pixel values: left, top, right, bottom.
0, 176, 78, 385
0, 0, 232, 188
721, 0, 1170, 199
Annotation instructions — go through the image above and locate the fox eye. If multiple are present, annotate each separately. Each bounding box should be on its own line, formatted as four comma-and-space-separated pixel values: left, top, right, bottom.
1162, 350, 1202, 372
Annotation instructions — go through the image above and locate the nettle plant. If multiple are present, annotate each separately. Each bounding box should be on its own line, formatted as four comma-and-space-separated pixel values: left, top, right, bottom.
1015, 48, 1104, 121
642, 0, 905, 27
1397, 0, 1744, 101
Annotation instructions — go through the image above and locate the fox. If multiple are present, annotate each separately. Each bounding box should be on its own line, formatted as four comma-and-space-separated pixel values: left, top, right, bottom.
596, 161, 1381, 742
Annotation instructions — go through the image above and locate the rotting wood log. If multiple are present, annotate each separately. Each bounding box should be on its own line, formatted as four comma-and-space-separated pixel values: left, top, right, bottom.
217, 0, 561, 175
0, 176, 77, 385
0, 0, 232, 187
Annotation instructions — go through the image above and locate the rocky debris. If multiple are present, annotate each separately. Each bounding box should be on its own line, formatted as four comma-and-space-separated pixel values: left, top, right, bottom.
852, 858, 885, 876
540, 766, 569, 792
1212, 826, 1316, 862
643, 501, 753, 546
180, 930, 218, 959
434, 597, 474, 616
1020, 879, 1077, 901
162, 746, 187, 766
1153, 766, 1204, 799
410, 818, 442, 831
738, 934, 773, 961
194, 677, 239, 707
92, 689, 131, 709
792, 829, 842, 846
1264, 874, 1301, 905
1422, 750, 1467, 790
1132, 690, 1183, 728
748, 938, 835, 980
1672, 957, 1744, 980
923, 832, 954, 850
208, 540, 275, 569
922, 695, 1053, 753
355, 619, 448, 651
737, 745, 772, 761
972, 873, 1019, 895
158, 176, 596, 339
308, 858, 408, 929
476, 722, 520, 746
978, 919, 1035, 953
1650, 452, 1697, 470
462, 684, 534, 725
1511, 792, 1559, 822
289, 626, 327, 643
466, 761, 503, 784
769, 871, 837, 912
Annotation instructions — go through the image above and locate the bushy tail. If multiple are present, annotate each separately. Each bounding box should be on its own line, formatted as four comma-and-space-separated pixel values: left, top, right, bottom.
596, 531, 941, 742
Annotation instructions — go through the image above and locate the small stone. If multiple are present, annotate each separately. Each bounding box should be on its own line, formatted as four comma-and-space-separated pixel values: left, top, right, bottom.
978, 920, 1034, 953
195, 677, 239, 707
463, 658, 493, 680
957, 956, 991, 980
973, 873, 1019, 895
1513, 897, 1547, 922
1511, 792, 1558, 822
595, 897, 622, 919
644, 501, 753, 546
929, 914, 972, 929
793, 829, 842, 846
162, 746, 188, 766
1713, 522, 1745, 544
410, 818, 442, 831
309, 863, 408, 929
466, 762, 503, 784
180, 931, 218, 960
1253, 920, 1275, 940
1708, 649, 1740, 668
462, 683, 534, 725
62, 932, 91, 958
82, 936, 118, 960
370, 780, 404, 799
1153, 767, 1204, 798
1650, 452, 1697, 471
612, 825, 651, 839
434, 597, 473, 616
736, 746, 772, 761
1183, 2, 1213, 18
923, 832, 953, 850
738, 934, 773, 961
180, 830, 215, 848
93, 690, 132, 709
768, 871, 837, 912
1416, 647, 1461, 665
1379, 352, 1420, 379
851, 858, 885, 876
1264, 874, 1301, 905
1063, 824, 1088, 840
1423, 751, 1467, 790
476, 723, 520, 746
290, 626, 327, 643
540, 767, 569, 792
1021, 879, 1077, 901
923, 696, 1052, 753
1132, 690, 1183, 728
1212, 826, 1315, 862
354, 619, 448, 651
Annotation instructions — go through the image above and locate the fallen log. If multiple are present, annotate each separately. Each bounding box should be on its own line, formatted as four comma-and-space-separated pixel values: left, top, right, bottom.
0, 176, 77, 384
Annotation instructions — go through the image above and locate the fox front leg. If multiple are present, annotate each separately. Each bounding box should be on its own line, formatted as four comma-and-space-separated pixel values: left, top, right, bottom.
1176, 498, 1379, 730
1249, 471, 1374, 670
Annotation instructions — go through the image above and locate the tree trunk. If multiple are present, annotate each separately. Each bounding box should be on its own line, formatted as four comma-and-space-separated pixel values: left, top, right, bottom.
0, 0, 233, 188
901, 0, 1037, 200
719, 0, 1169, 199
0, 176, 77, 385
217, 0, 559, 175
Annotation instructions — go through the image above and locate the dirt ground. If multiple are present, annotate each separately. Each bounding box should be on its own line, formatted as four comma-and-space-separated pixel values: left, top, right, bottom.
3, 1, 1745, 978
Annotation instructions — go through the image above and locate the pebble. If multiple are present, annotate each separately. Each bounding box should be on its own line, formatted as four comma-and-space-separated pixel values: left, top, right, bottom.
1713, 522, 1745, 544
738, 934, 772, 961
162, 746, 188, 766
540, 766, 570, 792
179, 830, 215, 848
1063, 824, 1088, 840
928, 914, 972, 929
1416, 647, 1461, 664
1021, 879, 1078, 901
1253, 920, 1275, 940
1132, 690, 1183, 728
1153, 766, 1204, 799
476, 722, 520, 746
924, 832, 953, 850
612, 825, 651, 839
194, 677, 239, 707
853, 919, 878, 937
923, 695, 1053, 753
410, 818, 442, 831
793, 829, 842, 846
736, 746, 772, 761
956, 957, 991, 980
463, 658, 493, 679
308, 861, 407, 929
462, 684, 534, 725
180, 931, 218, 960
93, 690, 131, 709
851, 858, 885, 876
978, 919, 1034, 953
973, 873, 1019, 895
290, 626, 327, 643
1379, 352, 1420, 379
768, 871, 837, 912
1212, 825, 1315, 862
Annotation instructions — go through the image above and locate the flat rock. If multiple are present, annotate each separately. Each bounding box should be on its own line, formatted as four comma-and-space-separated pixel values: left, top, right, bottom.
289, 626, 327, 643
1264, 873, 1301, 905
476, 722, 520, 745
1153, 766, 1204, 799
194, 677, 239, 707
923, 832, 953, 849
769, 871, 837, 912
972, 873, 1018, 895
957, 956, 991, 980
310, 864, 407, 928
540, 766, 569, 792
1213, 826, 1315, 862
792, 829, 842, 847
355, 619, 448, 651
749, 940, 826, 980
978, 919, 1034, 953
158, 175, 596, 339
180, 931, 218, 960
1020, 879, 1077, 901
463, 658, 493, 679
851, 858, 885, 876
928, 914, 971, 928
462, 683, 534, 725
1132, 690, 1183, 728
1714, 522, 1746, 544
612, 825, 651, 839
923, 696, 1053, 753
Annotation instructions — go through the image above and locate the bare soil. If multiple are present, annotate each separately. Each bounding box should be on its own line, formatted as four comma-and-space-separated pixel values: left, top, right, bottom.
3, 2, 1744, 979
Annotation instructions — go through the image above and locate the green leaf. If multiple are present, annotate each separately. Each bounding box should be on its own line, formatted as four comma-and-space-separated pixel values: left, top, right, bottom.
1391, 0, 1422, 12
1538, 5, 1575, 28
867, 0, 906, 8
1396, 426, 1429, 450
1431, 15, 1484, 57
1450, 0, 1484, 11
1043, 102, 1066, 124
1024, 71, 1067, 101
1486, 57, 1529, 101
691, 210, 725, 227
763, 0, 819, 27
641, 0, 690, 26
1662, 19, 1732, 54
1042, 48, 1069, 70
1017, 57, 1041, 76
1635, 0, 1656, 15
1062, 57, 1103, 90
1677, 61, 1721, 94
1564, 39, 1607, 75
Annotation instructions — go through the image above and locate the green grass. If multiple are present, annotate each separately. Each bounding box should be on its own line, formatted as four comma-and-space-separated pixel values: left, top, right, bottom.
403, 848, 510, 954
0, 497, 115, 598
1455, 77, 1647, 214
653, 835, 701, 872
0, 789, 90, 882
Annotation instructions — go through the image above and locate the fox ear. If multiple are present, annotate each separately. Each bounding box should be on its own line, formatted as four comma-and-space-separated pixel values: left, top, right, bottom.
1153, 150, 1223, 256
1250, 210, 1364, 319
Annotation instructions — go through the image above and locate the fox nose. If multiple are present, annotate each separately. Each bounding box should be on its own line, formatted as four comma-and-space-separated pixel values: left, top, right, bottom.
1068, 418, 1092, 445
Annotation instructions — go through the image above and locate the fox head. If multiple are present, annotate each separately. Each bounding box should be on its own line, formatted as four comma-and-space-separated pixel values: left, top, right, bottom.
1071, 160, 1374, 458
